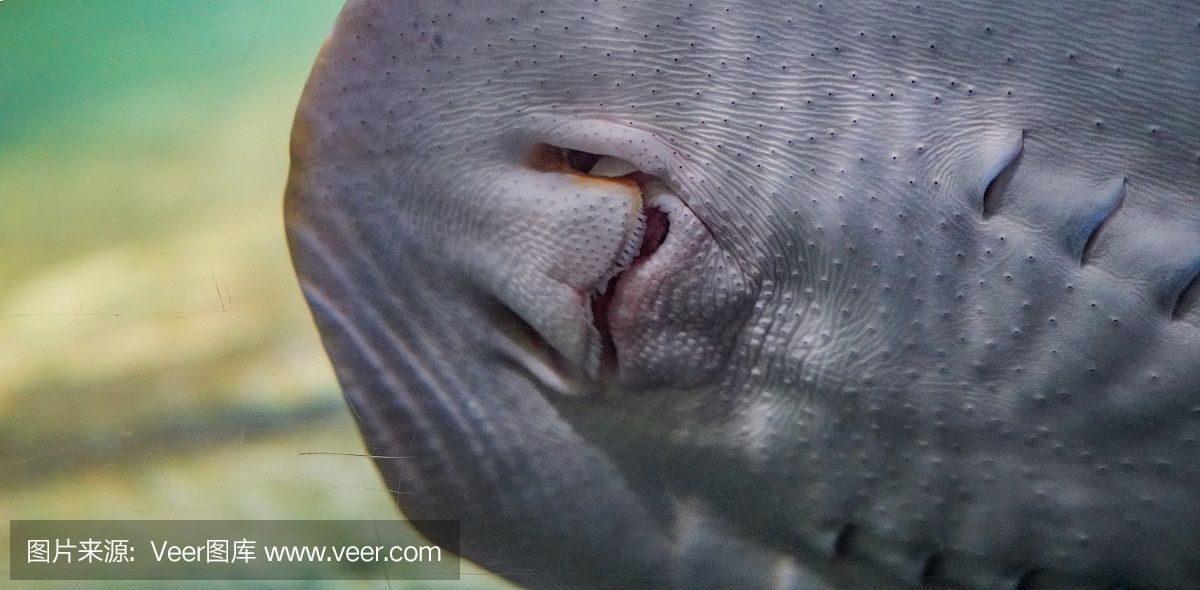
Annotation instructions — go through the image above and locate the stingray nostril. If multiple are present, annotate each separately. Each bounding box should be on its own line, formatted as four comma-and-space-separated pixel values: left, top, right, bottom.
528, 142, 643, 179
563, 147, 602, 174
526, 143, 602, 174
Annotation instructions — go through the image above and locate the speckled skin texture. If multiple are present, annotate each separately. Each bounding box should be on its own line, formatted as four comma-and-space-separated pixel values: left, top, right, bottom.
284, 1, 1200, 588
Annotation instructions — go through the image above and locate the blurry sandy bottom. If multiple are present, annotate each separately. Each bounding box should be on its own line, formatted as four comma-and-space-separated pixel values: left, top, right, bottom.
0, 415, 515, 590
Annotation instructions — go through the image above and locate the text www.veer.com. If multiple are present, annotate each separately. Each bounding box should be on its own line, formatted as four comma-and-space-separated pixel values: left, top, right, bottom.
261, 544, 442, 563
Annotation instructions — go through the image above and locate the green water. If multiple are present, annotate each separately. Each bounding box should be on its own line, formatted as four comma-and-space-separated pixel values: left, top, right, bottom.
1, 0, 342, 284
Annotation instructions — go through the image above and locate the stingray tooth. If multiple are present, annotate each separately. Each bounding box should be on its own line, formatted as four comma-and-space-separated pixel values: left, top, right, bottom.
593, 276, 612, 295
588, 155, 640, 177
591, 208, 647, 296
621, 208, 648, 267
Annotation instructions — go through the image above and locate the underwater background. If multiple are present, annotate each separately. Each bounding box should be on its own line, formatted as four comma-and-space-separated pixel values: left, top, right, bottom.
0, 2, 511, 588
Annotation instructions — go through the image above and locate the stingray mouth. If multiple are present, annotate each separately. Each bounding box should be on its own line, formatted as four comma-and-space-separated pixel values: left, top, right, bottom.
590, 180, 671, 375
528, 142, 677, 379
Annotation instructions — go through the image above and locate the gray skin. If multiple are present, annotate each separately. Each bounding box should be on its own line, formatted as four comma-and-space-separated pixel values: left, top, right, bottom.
284, 1, 1200, 588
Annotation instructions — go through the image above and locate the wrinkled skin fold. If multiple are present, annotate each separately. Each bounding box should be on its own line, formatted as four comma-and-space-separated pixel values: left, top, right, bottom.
285, 1, 1200, 588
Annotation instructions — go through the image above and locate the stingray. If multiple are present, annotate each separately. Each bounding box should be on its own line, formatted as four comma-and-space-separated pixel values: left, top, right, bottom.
285, 1, 1200, 588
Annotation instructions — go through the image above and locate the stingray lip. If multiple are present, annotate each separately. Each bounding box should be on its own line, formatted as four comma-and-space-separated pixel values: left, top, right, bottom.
587, 173, 686, 381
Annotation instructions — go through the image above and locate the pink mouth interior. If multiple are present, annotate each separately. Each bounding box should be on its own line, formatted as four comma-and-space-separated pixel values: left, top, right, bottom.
590, 174, 670, 375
